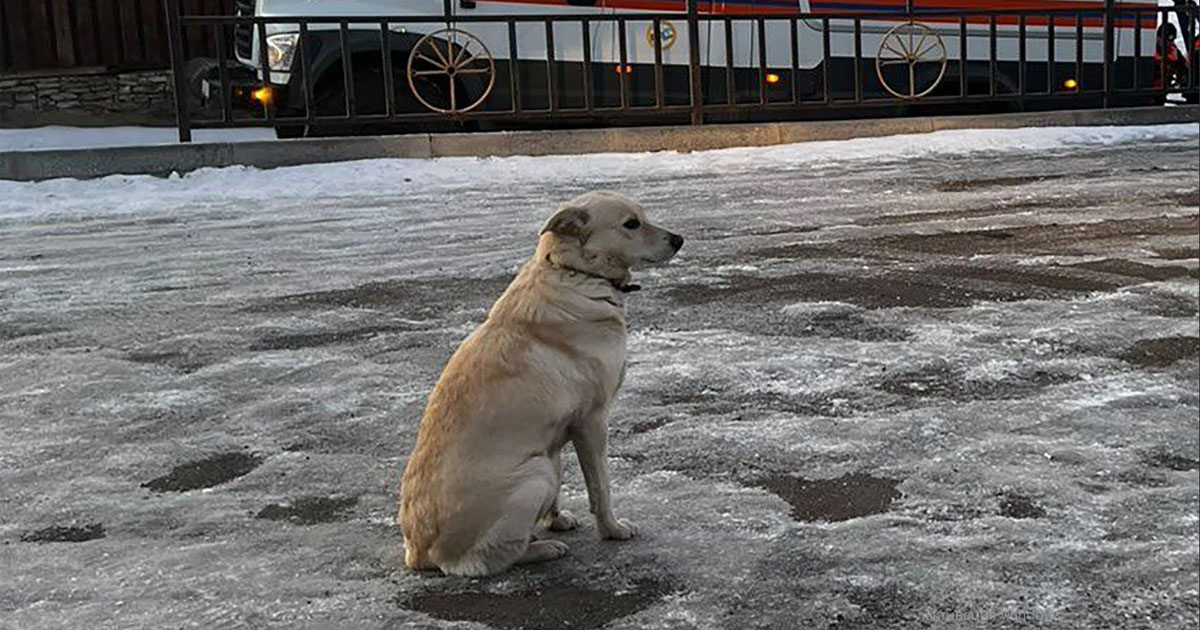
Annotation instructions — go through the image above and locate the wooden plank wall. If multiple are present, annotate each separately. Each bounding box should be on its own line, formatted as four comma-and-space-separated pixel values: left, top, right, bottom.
1, 0, 235, 75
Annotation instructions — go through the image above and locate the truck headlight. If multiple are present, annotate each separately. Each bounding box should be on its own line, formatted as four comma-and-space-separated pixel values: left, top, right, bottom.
266, 33, 299, 71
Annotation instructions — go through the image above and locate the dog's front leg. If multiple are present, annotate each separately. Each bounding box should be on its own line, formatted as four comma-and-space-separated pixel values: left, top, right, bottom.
547, 450, 578, 531
571, 413, 636, 540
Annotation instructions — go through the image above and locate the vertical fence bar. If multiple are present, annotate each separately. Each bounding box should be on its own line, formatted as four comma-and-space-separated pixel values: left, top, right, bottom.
958, 16, 967, 98
618, 18, 629, 109
989, 15, 997, 96
1158, 9, 1166, 96
339, 21, 353, 118
822, 17, 831, 103
163, 0, 191, 142
757, 18, 767, 105
508, 20, 521, 113
853, 18, 862, 103
1189, 6, 1198, 94
1018, 13, 1026, 98
545, 20, 557, 111
1102, 0, 1114, 105
687, 0, 703, 123
1047, 12, 1055, 94
653, 18, 665, 108
215, 20, 232, 123
258, 19, 275, 123
582, 18, 594, 112
790, 17, 800, 104
380, 21, 396, 117
1131, 10, 1140, 92
1075, 11, 1083, 91
299, 22, 315, 122
724, 17, 735, 105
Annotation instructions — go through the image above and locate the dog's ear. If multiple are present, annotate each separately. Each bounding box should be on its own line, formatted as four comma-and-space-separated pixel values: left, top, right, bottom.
540, 207, 590, 240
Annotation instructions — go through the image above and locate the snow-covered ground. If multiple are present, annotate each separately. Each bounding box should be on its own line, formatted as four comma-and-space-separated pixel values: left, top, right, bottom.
1, 125, 1197, 630
0, 126, 275, 152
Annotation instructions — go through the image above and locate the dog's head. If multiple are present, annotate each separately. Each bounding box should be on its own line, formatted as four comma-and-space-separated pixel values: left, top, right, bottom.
538, 191, 683, 284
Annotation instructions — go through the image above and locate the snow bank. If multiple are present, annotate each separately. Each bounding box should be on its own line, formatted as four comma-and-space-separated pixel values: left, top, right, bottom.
0, 126, 275, 152
1, 124, 1195, 222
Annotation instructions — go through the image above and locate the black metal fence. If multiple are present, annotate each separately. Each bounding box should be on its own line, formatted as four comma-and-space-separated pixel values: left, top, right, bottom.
164, 0, 1199, 142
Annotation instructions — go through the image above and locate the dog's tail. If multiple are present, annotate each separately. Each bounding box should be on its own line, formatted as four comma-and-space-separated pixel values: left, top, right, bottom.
404, 541, 435, 571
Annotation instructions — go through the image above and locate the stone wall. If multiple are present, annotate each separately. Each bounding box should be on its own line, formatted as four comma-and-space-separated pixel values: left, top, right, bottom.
1, 70, 176, 126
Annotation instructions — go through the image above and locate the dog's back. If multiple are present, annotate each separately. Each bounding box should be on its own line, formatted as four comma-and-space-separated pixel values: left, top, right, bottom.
399, 317, 564, 574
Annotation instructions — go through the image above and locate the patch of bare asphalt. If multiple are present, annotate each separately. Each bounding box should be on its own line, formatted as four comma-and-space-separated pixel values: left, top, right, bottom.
702, 224, 823, 241
125, 351, 212, 373
642, 307, 911, 342
1150, 453, 1200, 472
876, 362, 1077, 401
1067, 259, 1198, 281
1118, 336, 1200, 368
853, 197, 1091, 227
653, 377, 865, 418
754, 215, 1199, 260
142, 452, 264, 493
778, 310, 911, 342
1127, 288, 1200, 319
666, 269, 1087, 310
628, 416, 672, 434
1153, 246, 1200, 260
250, 323, 421, 351
754, 473, 903, 522
1168, 188, 1200, 208
934, 173, 1072, 192
997, 492, 1046, 519
931, 264, 1126, 293
833, 584, 924, 629
255, 496, 358, 525
403, 577, 672, 630
0, 323, 68, 342
243, 276, 511, 316
20, 523, 106, 543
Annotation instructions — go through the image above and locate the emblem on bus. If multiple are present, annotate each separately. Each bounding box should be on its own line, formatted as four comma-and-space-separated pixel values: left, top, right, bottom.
646, 20, 678, 51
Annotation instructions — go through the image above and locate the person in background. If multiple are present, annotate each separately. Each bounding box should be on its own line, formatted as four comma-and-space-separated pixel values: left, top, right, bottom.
1154, 22, 1190, 91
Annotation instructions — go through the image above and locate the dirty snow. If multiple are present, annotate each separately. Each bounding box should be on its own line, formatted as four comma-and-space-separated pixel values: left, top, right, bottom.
1, 124, 1197, 630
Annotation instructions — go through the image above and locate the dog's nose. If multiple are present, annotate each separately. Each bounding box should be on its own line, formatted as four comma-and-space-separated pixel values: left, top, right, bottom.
669, 232, 684, 251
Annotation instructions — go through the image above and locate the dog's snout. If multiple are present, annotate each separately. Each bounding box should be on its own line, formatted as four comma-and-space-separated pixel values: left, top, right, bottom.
668, 232, 684, 251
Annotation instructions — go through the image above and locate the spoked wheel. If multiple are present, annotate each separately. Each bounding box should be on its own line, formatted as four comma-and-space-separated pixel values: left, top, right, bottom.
875, 21, 948, 100
406, 27, 496, 114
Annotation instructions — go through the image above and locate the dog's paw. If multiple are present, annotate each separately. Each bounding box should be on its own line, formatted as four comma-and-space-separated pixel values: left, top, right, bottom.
541, 540, 570, 558
549, 510, 579, 532
599, 518, 637, 541
518, 540, 570, 565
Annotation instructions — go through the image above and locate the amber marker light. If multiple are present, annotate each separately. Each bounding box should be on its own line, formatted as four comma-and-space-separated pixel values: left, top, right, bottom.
765, 73, 782, 84
1063, 78, 1079, 90
251, 86, 274, 106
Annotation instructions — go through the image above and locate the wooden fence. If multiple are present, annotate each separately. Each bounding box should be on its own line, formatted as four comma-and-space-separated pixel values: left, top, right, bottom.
1, 0, 234, 75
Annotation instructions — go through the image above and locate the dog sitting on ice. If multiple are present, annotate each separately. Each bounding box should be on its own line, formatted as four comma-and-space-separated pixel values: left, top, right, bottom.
398, 191, 683, 576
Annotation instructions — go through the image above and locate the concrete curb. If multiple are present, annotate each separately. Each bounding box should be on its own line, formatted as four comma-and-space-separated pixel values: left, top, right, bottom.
2, 105, 1196, 182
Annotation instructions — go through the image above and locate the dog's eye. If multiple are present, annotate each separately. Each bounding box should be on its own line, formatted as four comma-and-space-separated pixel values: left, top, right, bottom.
623, 219, 641, 230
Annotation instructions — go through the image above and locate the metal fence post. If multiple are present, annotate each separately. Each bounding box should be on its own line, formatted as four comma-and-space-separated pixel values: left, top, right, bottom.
1102, 0, 1114, 107
163, 0, 192, 142
687, 0, 703, 125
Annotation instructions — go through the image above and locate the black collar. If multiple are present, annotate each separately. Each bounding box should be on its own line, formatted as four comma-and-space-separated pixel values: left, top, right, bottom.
553, 259, 640, 293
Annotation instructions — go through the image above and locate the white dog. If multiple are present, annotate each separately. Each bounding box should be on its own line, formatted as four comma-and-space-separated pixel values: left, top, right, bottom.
398, 191, 683, 576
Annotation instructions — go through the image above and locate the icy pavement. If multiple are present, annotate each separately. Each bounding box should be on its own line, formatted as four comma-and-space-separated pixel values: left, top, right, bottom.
1, 125, 1197, 630
0, 126, 275, 152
